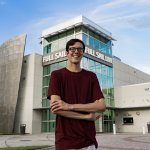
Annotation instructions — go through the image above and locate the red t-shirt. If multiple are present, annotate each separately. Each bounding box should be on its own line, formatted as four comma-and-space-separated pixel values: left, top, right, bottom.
48, 68, 104, 150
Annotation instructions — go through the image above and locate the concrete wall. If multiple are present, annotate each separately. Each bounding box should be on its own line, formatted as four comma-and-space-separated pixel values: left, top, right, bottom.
115, 83, 150, 108
0, 34, 26, 134
32, 54, 43, 133
113, 58, 150, 87
114, 83, 150, 133
14, 54, 43, 134
115, 109, 150, 133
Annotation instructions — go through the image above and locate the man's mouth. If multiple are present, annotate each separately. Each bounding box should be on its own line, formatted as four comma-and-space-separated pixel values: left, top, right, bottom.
73, 55, 80, 57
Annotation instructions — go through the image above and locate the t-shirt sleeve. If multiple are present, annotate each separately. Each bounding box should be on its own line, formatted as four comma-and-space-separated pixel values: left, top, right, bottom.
47, 71, 61, 100
92, 73, 104, 101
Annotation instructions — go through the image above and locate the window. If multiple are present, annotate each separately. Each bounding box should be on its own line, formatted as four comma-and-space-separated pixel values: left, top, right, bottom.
58, 61, 67, 69
82, 33, 88, 45
43, 76, 49, 87
75, 26, 81, 33
51, 41, 59, 52
123, 117, 134, 124
59, 38, 66, 50
81, 26, 88, 33
81, 57, 88, 69
67, 35, 74, 41
75, 33, 82, 39
42, 87, 48, 98
94, 39, 100, 50
88, 59, 95, 72
50, 63, 58, 73
43, 44, 51, 54
89, 36, 94, 48
43, 66, 50, 76
95, 62, 101, 74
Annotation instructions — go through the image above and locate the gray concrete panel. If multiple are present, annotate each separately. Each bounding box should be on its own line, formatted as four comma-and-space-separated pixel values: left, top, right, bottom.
0, 34, 26, 134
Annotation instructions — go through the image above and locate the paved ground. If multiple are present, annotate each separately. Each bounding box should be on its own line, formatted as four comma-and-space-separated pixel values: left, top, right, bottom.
96, 133, 150, 150
0, 133, 55, 149
0, 133, 150, 150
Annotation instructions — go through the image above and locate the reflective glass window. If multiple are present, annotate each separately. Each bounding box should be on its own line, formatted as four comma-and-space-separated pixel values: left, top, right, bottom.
75, 26, 81, 33
81, 57, 88, 69
43, 66, 48, 76
51, 41, 59, 52
50, 113, 56, 120
58, 61, 67, 69
95, 62, 101, 74
42, 87, 48, 98
50, 63, 58, 73
42, 110, 47, 121
101, 65, 107, 75
43, 76, 49, 87
88, 59, 95, 72
82, 33, 88, 45
42, 98, 50, 107
67, 35, 74, 41
82, 26, 88, 33
43, 65, 50, 76
89, 36, 94, 48
94, 39, 100, 50
75, 33, 82, 39
59, 38, 66, 50
43, 47, 47, 55
108, 67, 113, 77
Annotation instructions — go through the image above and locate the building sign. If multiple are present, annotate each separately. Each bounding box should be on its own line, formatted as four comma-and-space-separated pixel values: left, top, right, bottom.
84, 47, 112, 64
43, 47, 112, 64
43, 50, 67, 63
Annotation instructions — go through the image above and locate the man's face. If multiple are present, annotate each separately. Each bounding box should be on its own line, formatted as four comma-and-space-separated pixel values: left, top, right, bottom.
66, 42, 84, 64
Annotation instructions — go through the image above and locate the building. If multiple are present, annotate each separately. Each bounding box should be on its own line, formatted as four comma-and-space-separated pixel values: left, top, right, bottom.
115, 82, 150, 133
40, 16, 150, 133
1, 16, 150, 134
41, 15, 115, 133
113, 58, 150, 133
113, 57, 150, 86
14, 53, 43, 134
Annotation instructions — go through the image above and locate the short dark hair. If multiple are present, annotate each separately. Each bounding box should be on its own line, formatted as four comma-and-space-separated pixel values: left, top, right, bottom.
66, 39, 85, 52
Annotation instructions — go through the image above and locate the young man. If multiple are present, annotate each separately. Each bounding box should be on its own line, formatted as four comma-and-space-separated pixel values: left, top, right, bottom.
48, 39, 106, 150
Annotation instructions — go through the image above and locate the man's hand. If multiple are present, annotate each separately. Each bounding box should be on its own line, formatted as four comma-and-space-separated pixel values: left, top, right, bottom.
50, 98, 101, 121
51, 99, 71, 112
86, 113, 101, 121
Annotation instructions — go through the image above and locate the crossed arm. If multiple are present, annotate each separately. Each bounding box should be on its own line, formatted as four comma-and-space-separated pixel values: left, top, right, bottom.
50, 95, 106, 121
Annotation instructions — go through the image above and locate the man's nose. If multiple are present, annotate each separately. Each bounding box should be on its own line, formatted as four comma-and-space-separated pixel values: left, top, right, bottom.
74, 49, 79, 53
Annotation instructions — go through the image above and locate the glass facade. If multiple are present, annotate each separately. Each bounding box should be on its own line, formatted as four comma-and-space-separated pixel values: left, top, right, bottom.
42, 61, 67, 132
42, 25, 114, 132
81, 57, 114, 132
43, 26, 112, 56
